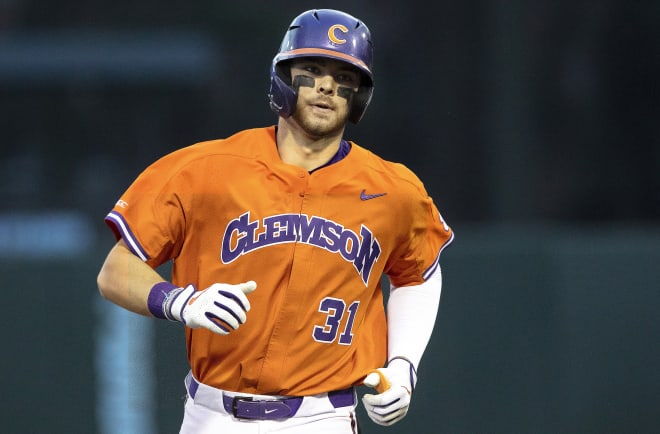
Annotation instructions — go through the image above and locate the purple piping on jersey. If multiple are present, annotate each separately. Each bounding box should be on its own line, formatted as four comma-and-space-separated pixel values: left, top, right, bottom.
105, 210, 150, 261
422, 231, 455, 280
310, 140, 351, 173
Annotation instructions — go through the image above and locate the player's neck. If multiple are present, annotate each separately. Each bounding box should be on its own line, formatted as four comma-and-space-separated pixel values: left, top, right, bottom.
275, 119, 344, 171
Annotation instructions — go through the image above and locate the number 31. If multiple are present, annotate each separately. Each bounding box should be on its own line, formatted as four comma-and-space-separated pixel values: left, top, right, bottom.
313, 297, 360, 345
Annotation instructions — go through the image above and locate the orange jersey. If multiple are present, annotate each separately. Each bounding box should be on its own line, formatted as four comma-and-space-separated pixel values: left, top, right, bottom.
105, 126, 453, 396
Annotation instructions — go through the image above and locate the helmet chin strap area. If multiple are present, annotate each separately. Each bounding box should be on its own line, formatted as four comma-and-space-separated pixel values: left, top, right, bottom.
293, 75, 354, 102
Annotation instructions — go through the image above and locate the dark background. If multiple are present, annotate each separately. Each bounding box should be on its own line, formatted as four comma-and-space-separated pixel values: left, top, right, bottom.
1, 1, 658, 433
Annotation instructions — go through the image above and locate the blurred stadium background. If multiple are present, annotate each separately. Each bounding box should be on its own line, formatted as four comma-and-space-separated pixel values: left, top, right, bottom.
1, 1, 658, 433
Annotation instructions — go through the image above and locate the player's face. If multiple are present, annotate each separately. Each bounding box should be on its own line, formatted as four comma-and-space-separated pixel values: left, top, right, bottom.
289, 58, 360, 138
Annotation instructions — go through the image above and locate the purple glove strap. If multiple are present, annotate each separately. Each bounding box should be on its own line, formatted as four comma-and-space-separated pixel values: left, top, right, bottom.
147, 281, 179, 319
387, 356, 418, 393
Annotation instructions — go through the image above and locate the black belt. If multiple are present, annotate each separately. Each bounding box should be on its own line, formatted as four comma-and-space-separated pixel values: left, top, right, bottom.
187, 374, 355, 420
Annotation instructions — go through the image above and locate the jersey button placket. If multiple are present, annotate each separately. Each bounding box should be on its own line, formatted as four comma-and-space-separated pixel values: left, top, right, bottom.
298, 170, 307, 197
259, 169, 309, 391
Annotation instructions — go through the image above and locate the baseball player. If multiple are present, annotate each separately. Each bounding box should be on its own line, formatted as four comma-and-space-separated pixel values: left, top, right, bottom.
97, 9, 454, 433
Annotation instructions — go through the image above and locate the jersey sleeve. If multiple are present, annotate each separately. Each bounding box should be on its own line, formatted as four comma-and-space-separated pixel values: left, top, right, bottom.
385, 173, 454, 287
104, 151, 191, 268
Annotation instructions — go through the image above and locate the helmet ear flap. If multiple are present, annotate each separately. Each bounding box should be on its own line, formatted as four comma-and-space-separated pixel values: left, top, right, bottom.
268, 62, 297, 118
349, 86, 373, 124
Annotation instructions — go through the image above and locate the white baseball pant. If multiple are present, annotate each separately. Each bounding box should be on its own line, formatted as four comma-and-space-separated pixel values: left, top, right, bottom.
179, 372, 360, 434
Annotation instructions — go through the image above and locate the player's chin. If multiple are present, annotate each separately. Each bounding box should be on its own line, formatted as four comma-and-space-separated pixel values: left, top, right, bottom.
298, 115, 346, 138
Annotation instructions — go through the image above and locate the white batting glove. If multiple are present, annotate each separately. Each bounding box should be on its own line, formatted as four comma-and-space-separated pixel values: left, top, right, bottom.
362, 358, 417, 426
164, 281, 257, 335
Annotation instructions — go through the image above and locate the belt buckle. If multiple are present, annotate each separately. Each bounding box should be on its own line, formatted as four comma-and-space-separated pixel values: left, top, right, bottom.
231, 396, 253, 418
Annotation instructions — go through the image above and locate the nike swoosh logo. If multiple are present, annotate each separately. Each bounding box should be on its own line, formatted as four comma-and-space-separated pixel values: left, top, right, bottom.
360, 189, 387, 201
264, 409, 278, 414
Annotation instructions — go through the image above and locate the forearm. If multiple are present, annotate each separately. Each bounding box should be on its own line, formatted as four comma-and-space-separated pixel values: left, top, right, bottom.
386, 268, 442, 370
97, 239, 165, 316
362, 272, 442, 426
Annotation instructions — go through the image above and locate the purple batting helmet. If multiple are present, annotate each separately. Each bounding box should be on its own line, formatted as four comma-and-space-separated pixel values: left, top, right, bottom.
268, 9, 374, 124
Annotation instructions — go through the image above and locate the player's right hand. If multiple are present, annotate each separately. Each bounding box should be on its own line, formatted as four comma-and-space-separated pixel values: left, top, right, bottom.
165, 281, 257, 335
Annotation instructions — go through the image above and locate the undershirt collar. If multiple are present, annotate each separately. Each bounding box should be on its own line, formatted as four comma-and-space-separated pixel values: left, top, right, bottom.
273, 127, 352, 173
310, 139, 351, 173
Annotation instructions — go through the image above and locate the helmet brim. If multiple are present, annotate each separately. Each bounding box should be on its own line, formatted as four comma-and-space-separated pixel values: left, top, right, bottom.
274, 48, 373, 86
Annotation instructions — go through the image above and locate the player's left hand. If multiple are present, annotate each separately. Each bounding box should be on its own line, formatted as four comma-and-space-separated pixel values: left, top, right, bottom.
361, 358, 416, 426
